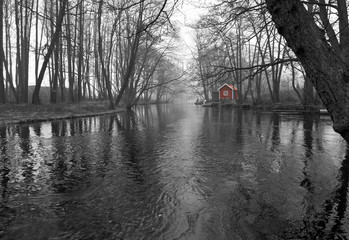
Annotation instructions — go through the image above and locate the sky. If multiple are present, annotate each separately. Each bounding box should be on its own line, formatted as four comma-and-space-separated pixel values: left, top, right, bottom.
169, 0, 219, 102
173, 0, 215, 61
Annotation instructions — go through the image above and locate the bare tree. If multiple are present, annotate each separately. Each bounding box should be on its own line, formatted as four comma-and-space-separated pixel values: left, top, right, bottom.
97, 0, 115, 109
32, 0, 67, 104
77, 0, 84, 102
0, 0, 180, 107
15, 0, 35, 103
0, 0, 6, 103
265, 0, 349, 141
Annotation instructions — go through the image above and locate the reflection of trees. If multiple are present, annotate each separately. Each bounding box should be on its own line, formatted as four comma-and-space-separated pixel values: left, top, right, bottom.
297, 114, 317, 238
51, 120, 67, 137
32, 122, 41, 136
18, 125, 31, 157
329, 149, 349, 238
293, 115, 349, 239
289, 118, 301, 144
300, 115, 314, 190
48, 116, 117, 238
97, 115, 114, 177
51, 121, 69, 193
52, 121, 61, 137
254, 110, 263, 141
70, 119, 76, 136
0, 126, 9, 203
78, 119, 83, 134
312, 114, 324, 152
113, 108, 170, 237
51, 118, 98, 193
116, 111, 145, 184
156, 105, 167, 132
261, 113, 278, 146
235, 108, 243, 145
303, 115, 313, 158
271, 114, 280, 151
0, 127, 12, 235
17, 125, 35, 197
314, 148, 349, 239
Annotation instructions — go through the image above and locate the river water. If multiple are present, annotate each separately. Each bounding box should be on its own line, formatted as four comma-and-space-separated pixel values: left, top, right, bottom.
0, 104, 348, 240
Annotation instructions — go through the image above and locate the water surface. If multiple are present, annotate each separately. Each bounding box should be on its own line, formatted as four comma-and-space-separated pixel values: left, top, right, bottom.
0, 104, 348, 239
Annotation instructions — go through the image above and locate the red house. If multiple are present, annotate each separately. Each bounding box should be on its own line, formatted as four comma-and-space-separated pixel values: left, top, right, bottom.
218, 83, 238, 100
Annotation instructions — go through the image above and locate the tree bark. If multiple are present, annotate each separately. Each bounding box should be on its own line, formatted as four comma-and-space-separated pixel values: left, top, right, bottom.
114, 5, 143, 108
77, 0, 84, 102
0, 47, 17, 101
4, 3, 16, 102
303, 75, 314, 105
265, 0, 349, 141
32, 0, 67, 104
0, 0, 6, 103
65, 5, 74, 103
15, 0, 22, 103
97, 0, 115, 109
51, 1, 60, 103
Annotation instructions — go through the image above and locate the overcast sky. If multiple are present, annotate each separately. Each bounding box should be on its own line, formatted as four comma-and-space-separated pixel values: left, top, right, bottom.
173, 0, 214, 63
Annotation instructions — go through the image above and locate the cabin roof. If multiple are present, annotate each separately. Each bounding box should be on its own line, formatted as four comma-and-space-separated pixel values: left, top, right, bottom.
218, 83, 237, 91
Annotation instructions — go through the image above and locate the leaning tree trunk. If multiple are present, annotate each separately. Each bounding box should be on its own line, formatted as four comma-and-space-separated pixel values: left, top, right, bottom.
266, 0, 349, 141
32, 0, 67, 104
97, 0, 114, 109
303, 75, 314, 106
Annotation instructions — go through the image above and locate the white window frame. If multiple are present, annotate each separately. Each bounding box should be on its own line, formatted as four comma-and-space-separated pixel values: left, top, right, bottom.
223, 90, 229, 96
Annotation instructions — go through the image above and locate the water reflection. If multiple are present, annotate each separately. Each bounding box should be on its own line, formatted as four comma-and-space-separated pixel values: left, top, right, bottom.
0, 126, 9, 204
314, 147, 349, 240
332, 150, 349, 238
0, 105, 348, 239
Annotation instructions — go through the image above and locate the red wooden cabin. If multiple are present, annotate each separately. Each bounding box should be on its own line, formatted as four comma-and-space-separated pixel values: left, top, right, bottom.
218, 83, 238, 100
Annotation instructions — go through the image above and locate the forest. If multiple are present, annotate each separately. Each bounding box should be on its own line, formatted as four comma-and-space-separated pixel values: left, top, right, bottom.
0, 0, 322, 110
0, 0, 186, 109
2, 0, 349, 141
188, 1, 315, 107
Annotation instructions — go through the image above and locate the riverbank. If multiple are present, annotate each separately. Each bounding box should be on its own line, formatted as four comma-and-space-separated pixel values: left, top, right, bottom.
0, 101, 125, 126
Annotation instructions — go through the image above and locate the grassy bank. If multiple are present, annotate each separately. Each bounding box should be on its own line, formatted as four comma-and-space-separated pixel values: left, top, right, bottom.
0, 101, 125, 126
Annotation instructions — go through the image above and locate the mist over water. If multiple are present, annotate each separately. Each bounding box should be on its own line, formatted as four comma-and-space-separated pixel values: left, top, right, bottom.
0, 104, 348, 239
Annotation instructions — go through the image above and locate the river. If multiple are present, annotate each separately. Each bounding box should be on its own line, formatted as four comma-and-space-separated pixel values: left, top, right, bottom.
0, 104, 348, 240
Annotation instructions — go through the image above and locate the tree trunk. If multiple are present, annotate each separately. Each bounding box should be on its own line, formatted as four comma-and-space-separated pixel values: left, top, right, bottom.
265, 0, 349, 141
15, 0, 22, 103
77, 0, 84, 102
290, 61, 303, 103
114, 5, 143, 107
0, 0, 6, 103
51, 1, 60, 103
65, 5, 74, 103
97, 0, 114, 109
17, 0, 33, 104
59, 38, 65, 102
1, 47, 17, 101
51, 44, 59, 103
93, 11, 102, 99
303, 75, 314, 105
32, 0, 67, 104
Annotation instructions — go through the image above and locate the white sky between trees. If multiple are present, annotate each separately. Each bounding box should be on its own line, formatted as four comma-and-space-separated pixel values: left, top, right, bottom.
176, 0, 214, 61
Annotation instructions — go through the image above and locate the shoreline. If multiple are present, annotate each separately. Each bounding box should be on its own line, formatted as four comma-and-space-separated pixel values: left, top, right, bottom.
10, 109, 126, 125
0, 101, 126, 126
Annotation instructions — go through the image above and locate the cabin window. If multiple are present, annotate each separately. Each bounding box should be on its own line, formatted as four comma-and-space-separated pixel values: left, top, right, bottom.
223, 90, 229, 96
